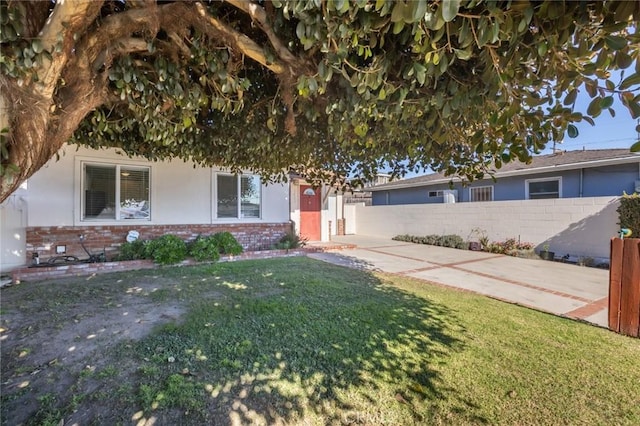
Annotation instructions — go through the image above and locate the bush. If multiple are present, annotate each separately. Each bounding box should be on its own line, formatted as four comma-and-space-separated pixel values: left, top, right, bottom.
188, 235, 220, 262
144, 234, 187, 265
442, 234, 467, 249
485, 238, 534, 256
392, 234, 412, 242
618, 193, 640, 237
392, 234, 467, 249
116, 239, 147, 261
392, 233, 531, 255
273, 231, 307, 250
212, 232, 243, 255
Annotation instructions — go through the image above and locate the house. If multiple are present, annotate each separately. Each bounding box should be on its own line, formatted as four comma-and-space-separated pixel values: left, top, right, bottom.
369, 149, 640, 205
0, 144, 294, 273
342, 173, 398, 206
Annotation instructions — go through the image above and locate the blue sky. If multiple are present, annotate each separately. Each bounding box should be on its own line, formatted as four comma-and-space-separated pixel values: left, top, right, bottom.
395, 93, 639, 178
539, 96, 639, 154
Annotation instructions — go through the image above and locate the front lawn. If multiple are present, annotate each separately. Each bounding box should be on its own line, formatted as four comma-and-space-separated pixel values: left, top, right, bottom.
1, 257, 639, 425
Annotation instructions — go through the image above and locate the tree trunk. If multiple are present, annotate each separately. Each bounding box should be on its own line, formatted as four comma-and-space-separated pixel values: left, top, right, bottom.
0, 0, 302, 204
0, 77, 105, 203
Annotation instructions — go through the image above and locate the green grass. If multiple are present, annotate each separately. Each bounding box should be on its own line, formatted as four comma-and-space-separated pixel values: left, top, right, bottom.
3, 257, 640, 425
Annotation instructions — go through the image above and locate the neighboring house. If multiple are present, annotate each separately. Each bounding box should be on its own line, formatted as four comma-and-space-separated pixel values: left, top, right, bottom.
343, 173, 397, 206
0, 145, 293, 273
369, 149, 640, 205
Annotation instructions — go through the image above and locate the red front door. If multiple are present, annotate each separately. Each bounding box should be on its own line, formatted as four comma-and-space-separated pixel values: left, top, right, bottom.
300, 185, 321, 241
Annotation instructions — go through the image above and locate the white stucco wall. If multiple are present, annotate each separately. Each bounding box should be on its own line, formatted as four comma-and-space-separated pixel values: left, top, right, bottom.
344, 203, 358, 235
354, 196, 620, 260
0, 186, 28, 273
0, 145, 291, 273
24, 145, 290, 227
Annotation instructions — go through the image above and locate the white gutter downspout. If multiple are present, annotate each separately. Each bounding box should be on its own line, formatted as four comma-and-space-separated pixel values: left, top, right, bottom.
579, 168, 584, 198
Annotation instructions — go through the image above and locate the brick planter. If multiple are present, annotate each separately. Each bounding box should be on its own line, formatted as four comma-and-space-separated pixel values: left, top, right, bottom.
25, 223, 292, 263
11, 247, 320, 283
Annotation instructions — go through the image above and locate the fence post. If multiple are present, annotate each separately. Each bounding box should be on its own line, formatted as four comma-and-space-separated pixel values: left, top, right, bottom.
608, 238, 624, 332
609, 238, 640, 337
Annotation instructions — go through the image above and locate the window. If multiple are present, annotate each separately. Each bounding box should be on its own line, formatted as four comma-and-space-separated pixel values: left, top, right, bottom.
428, 190, 443, 197
526, 177, 561, 200
82, 163, 150, 221
470, 186, 494, 202
216, 174, 261, 219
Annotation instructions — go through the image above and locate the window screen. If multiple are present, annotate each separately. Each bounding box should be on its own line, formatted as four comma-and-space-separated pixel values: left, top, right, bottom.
217, 174, 261, 219
528, 179, 560, 199
83, 163, 150, 221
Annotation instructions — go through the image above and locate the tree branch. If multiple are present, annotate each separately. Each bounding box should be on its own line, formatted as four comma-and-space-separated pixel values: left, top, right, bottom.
225, 0, 299, 66
112, 38, 150, 56
193, 2, 286, 75
37, 0, 102, 100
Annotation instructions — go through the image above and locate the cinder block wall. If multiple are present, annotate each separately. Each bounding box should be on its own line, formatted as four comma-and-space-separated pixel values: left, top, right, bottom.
354, 197, 619, 260
26, 223, 292, 262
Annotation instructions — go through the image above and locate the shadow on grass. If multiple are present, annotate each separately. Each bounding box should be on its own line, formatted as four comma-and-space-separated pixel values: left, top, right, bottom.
117, 257, 484, 425
307, 251, 384, 271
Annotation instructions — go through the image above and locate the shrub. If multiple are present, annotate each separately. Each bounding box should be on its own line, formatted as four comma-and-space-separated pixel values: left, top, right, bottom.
442, 234, 467, 249
188, 235, 220, 262
212, 232, 243, 255
485, 238, 534, 256
392, 234, 467, 249
273, 231, 307, 250
618, 193, 640, 237
144, 234, 187, 265
116, 239, 147, 261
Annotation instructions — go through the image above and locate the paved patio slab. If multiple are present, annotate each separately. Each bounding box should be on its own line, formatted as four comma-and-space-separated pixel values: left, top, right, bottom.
310, 235, 611, 329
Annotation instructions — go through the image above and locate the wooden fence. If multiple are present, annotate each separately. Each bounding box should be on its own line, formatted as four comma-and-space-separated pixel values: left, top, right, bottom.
609, 238, 640, 337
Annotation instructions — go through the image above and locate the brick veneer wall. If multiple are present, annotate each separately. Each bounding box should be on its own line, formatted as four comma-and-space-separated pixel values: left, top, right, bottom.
12, 248, 315, 283
26, 222, 292, 262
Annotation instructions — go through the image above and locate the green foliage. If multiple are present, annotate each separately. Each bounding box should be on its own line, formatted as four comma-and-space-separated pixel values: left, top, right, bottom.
394, 234, 533, 256
2, 0, 640, 199
393, 234, 467, 250
138, 374, 204, 412
617, 193, 640, 236
31, 393, 62, 426
273, 231, 308, 250
144, 234, 187, 265
116, 232, 241, 264
212, 232, 243, 256
71, 0, 640, 186
115, 239, 147, 261
485, 238, 534, 256
188, 235, 221, 262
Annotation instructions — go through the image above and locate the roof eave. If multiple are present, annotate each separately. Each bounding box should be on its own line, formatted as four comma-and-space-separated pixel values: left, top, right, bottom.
369, 155, 640, 191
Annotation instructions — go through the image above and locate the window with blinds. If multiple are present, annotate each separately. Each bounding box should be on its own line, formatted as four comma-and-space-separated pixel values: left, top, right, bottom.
83, 163, 150, 221
470, 186, 494, 202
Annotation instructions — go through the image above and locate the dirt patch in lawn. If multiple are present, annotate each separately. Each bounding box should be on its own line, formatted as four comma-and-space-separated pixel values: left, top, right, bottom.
0, 271, 222, 425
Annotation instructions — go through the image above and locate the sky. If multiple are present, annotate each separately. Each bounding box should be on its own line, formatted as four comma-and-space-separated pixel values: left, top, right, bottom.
539, 94, 639, 154
397, 89, 639, 178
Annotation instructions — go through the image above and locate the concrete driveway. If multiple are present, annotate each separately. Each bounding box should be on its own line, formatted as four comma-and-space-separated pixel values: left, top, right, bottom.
308, 235, 610, 328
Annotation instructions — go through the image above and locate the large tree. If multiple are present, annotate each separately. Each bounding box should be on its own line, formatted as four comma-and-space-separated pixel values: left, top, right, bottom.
1, 0, 639, 202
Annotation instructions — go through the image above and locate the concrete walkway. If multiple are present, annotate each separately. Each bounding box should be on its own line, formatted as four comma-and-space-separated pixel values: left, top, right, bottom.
308, 235, 610, 328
